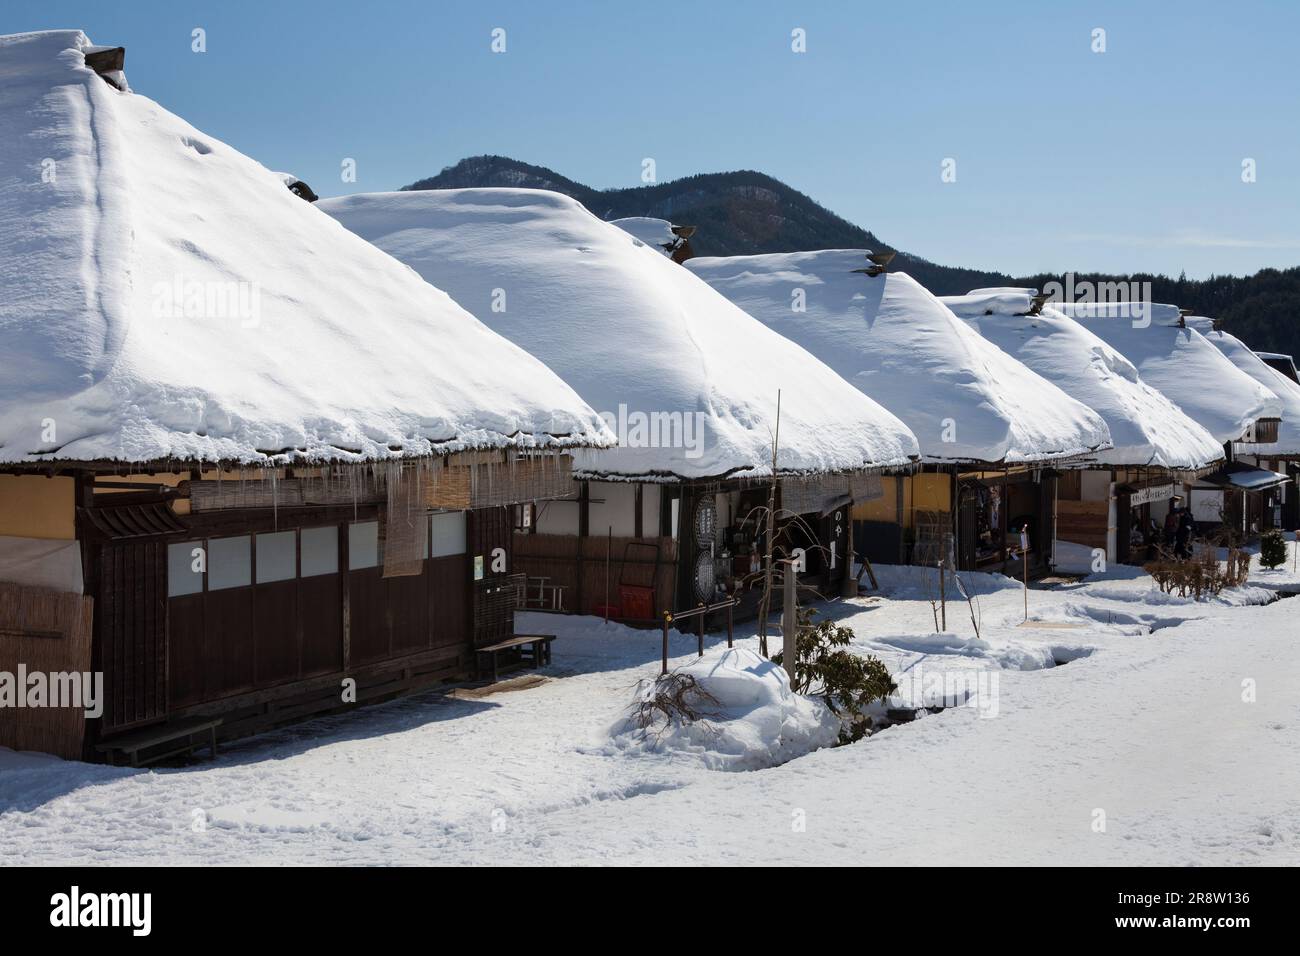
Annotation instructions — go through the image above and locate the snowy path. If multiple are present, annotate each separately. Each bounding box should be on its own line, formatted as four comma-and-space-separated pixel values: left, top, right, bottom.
2, 546, 1298, 866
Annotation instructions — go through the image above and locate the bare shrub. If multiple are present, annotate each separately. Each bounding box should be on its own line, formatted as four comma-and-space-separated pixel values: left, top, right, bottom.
627, 672, 721, 742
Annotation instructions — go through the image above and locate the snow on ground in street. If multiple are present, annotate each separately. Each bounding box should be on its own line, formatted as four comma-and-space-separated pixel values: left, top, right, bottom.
2, 537, 1299, 865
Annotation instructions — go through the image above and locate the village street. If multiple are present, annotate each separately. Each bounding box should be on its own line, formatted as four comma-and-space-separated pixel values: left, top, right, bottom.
3, 543, 1297, 866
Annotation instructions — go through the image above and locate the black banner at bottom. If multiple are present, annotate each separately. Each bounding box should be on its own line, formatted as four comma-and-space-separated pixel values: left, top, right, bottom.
0, 866, 1284, 941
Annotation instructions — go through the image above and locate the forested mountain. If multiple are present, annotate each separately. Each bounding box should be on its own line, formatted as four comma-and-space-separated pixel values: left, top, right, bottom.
406, 156, 1300, 359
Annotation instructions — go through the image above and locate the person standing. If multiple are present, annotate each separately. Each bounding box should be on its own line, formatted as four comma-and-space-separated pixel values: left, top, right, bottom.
1175, 504, 1194, 559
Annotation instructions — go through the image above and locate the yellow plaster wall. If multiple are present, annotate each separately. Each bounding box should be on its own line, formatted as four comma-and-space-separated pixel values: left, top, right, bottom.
0, 475, 76, 540
851, 474, 951, 530
852, 476, 899, 522
911, 472, 951, 513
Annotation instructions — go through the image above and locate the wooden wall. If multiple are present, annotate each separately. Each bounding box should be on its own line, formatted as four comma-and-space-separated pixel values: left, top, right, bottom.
513, 532, 677, 619
1057, 499, 1109, 550
168, 517, 472, 713
0, 582, 94, 758
98, 539, 168, 730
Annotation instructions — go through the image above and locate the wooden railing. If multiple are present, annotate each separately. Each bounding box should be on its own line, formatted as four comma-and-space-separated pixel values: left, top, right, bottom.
659, 596, 739, 676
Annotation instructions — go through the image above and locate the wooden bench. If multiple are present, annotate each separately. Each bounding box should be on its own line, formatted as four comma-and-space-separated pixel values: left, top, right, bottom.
475, 633, 555, 682
95, 716, 222, 767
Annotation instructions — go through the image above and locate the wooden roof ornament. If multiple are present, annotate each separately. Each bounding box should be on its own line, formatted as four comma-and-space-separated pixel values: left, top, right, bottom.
82, 46, 126, 90
287, 179, 319, 203
663, 224, 697, 263
851, 251, 896, 277
1025, 292, 1050, 317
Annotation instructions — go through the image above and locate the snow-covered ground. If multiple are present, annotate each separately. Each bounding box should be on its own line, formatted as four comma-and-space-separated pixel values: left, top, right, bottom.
3, 538, 1299, 866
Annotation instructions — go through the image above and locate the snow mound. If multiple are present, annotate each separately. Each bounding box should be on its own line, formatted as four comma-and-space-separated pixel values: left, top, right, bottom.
686, 252, 1112, 464
319, 190, 920, 480
0, 31, 611, 465
942, 290, 1223, 469
609, 647, 840, 771
1056, 301, 1282, 444
866, 631, 1058, 670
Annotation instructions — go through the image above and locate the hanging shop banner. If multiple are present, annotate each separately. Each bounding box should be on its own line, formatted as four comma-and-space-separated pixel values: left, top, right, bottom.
1129, 483, 1177, 507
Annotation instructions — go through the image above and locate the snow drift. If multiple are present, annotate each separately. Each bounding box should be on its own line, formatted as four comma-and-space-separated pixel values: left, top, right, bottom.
319, 191, 920, 481
685, 250, 1112, 463
0, 30, 612, 465
942, 289, 1224, 470
609, 647, 840, 771
1056, 301, 1282, 445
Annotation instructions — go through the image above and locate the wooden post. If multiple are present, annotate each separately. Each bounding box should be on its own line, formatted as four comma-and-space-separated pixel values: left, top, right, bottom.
661, 612, 671, 676
696, 603, 705, 658
726, 599, 734, 648
840, 526, 857, 598
1020, 524, 1029, 622
856, 551, 879, 590
576, 481, 589, 612
782, 560, 797, 688
938, 558, 947, 631
1023, 552, 1029, 622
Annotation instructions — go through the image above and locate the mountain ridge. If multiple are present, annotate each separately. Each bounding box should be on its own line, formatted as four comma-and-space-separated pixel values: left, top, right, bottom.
404, 156, 1300, 359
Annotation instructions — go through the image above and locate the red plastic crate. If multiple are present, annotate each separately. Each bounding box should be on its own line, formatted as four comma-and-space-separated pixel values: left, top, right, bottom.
618, 585, 655, 620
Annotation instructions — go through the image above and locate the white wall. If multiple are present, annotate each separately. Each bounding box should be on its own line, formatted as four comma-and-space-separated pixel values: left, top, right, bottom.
642, 484, 661, 535
535, 498, 580, 535
587, 481, 638, 538
1081, 470, 1112, 502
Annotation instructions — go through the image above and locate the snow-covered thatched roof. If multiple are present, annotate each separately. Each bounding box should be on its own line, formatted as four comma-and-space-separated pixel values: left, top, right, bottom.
941, 290, 1224, 470
0, 30, 612, 467
320, 190, 920, 482
1056, 301, 1283, 445
1182, 321, 1300, 455
610, 217, 679, 255
683, 251, 1112, 465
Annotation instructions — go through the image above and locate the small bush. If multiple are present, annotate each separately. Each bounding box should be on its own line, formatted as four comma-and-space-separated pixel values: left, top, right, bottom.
773, 608, 896, 744
1145, 546, 1251, 599
627, 673, 719, 742
1260, 529, 1287, 570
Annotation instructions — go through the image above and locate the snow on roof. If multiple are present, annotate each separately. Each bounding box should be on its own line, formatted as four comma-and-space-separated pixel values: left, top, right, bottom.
941, 290, 1223, 470
1055, 301, 1283, 444
683, 251, 1112, 465
0, 30, 611, 467
1196, 329, 1300, 455
319, 191, 920, 481
611, 217, 678, 256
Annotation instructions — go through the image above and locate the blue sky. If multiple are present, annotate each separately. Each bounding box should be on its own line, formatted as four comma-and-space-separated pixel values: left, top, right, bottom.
8, 0, 1299, 279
